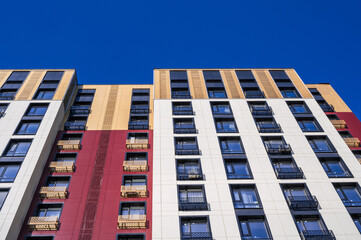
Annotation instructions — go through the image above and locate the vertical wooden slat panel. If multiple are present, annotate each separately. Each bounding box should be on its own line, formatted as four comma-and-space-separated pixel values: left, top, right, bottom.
0, 71, 11, 88
220, 70, 243, 98
154, 70, 161, 99
253, 70, 282, 98
16, 71, 46, 100
188, 70, 207, 99
158, 70, 170, 99
102, 85, 118, 130
285, 69, 313, 98
53, 70, 75, 100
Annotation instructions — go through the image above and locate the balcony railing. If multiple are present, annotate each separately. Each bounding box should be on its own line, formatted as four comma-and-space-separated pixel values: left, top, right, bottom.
265, 143, 292, 154
64, 122, 86, 131
177, 169, 203, 180
179, 197, 209, 211
343, 137, 360, 147
123, 160, 148, 172
275, 167, 303, 179
244, 90, 265, 98
0, 92, 15, 100
174, 128, 197, 134
330, 119, 346, 129
173, 110, 194, 115
250, 106, 273, 116
325, 170, 352, 178
126, 139, 149, 149
27, 216, 59, 231
49, 161, 75, 172
181, 232, 212, 240
70, 105, 91, 114
128, 123, 149, 130
320, 104, 334, 112
172, 94, 192, 99
257, 123, 282, 133
39, 186, 68, 199
175, 149, 201, 155
120, 185, 147, 198
117, 214, 146, 229
342, 199, 361, 207
301, 230, 336, 240
130, 108, 150, 114
287, 195, 319, 210
57, 140, 81, 150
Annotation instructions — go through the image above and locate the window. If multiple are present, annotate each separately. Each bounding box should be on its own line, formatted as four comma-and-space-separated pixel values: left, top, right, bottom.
36, 204, 62, 218
15, 121, 41, 135
203, 70, 227, 99
178, 185, 208, 211
243, 89, 265, 98
26, 103, 49, 116
335, 184, 361, 207
175, 137, 200, 155
282, 184, 319, 210
61, 133, 83, 141
320, 158, 352, 178
2, 140, 32, 157
295, 216, 334, 239
210, 102, 232, 115
129, 116, 149, 130
326, 114, 339, 120
280, 89, 301, 98
0, 71, 29, 100
287, 101, 311, 114
263, 137, 292, 154
219, 137, 244, 154
54, 153, 77, 162
224, 159, 252, 179
172, 102, 194, 115
307, 137, 334, 153
180, 217, 212, 239
123, 176, 146, 186
256, 118, 281, 133
236, 70, 264, 99
174, 118, 197, 134
215, 118, 238, 133
171, 71, 191, 99
231, 185, 260, 208
0, 104, 8, 117
117, 235, 144, 240
125, 152, 147, 161
239, 217, 272, 240
0, 189, 9, 210
176, 159, 203, 180
45, 176, 70, 188
34, 90, 55, 100
64, 116, 87, 130
0, 164, 20, 182
351, 215, 361, 234
272, 159, 303, 179
297, 118, 322, 132
43, 71, 64, 80
248, 102, 272, 115
120, 202, 145, 216
208, 89, 227, 98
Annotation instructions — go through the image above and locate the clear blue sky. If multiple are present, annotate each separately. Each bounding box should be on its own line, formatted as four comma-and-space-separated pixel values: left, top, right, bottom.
1, 0, 360, 117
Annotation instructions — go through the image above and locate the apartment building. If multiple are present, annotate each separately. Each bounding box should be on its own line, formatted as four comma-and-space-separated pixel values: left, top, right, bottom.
0, 68, 360, 240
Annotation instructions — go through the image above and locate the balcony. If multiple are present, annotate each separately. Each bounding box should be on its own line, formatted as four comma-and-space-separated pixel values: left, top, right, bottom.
128, 123, 149, 130
179, 197, 209, 211
172, 93, 192, 99
343, 137, 360, 147
27, 216, 59, 231
123, 160, 148, 172
39, 186, 68, 199
301, 230, 335, 240
250, 106, 273, 116
174, 128, 197, 134
49, 161, 75, 172
70, 105, 91, 115
57, 140, 81, 150
287, 195, 319, 210
117, 214, 146, 229
126, 139, 149, 149
130, 108, 150, 114
275, 167, 303, 179
265, 143, 292, 154
330, 119, 346, 129
244, 90, 265, 99
0, 92, 15, 100
64, 122, 86, 131
177, 169, 203, 180
257, 123, 282, 133
181, 232, 212, 240
175, 149, 201, 155
120, 185, 147, 198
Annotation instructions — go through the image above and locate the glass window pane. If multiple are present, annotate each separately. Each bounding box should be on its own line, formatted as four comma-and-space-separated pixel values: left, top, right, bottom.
303, 220, 322, 231
343, 187, 361, 202
190, 221, 208, 232
249, 221, 269, 238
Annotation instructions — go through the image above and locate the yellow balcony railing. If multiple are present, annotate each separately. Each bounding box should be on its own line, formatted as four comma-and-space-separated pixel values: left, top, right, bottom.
57, 140, 81, 150
343, 137, 361, 147
39, 186, 68, 199
330, 119, 347, 129
117, 214, 146, 229
121, 185, 147, 198
28, 216, 59, 231
126, 139, 149, 149
49, 161, 75, 173
123, 160, 148, 172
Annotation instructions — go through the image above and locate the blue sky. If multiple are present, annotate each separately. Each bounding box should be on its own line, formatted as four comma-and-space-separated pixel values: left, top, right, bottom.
1, 0, 360, 116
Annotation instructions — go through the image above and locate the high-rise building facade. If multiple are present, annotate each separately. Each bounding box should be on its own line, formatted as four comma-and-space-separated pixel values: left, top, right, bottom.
0, 68, 360, 240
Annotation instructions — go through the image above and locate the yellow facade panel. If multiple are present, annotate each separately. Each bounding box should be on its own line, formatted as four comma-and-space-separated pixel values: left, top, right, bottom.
188, 70, 207, 99
220, 70, 244, 99
285, 69, 313, 98
0, 71, 12, 88
306, 84, 351, 112
16, 71, 46, 100
253, 70, 283, 98
53, 70, 75, 100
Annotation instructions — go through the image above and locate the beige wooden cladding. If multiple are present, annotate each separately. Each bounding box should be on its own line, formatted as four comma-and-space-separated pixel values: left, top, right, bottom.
285, 69, 313, 98
16, 71, 46, 100
154, 70, 170, 99
102, 85, 118, 130
253, 70, 283, 98
220, 70, 244, 98
0, 71, 12, 88
53, 70, 75, 100
188, 70, 207, 99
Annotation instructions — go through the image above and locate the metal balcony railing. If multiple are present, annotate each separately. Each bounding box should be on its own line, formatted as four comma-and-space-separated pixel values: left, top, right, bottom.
126, 139, 149, 149
175, 149, 201, 155
330, 119, 346, 129
70, 105, 91, 114
265, 143, 292, 154
57, 140, 82, 150
257, 123, 282, 133
174, 128, 197, 134
177, 169, 203, 180
343, 137, 360, 147
39, 186, 68, 199
123, 160, 148, 172
117, 214, 146, 229
172, 94, 192, 99
130, 108, 150, 114
320, 104, 334, 112
287, 195, 319, 210
64, 122, 86, 131
325, 170, 352, 178
301, 230, 336, 240
179, 197, 209, 211
27, 216, 59, 231
250, 106, 273, 116
233, 201, 260, 209
244, 90, 265, 99
128, 123, 149, 130
49, 161, 75, 172
275, 167, 303, 179
173, 109, 194, 115
181, 232, 212, 240
120, 185, 147, 198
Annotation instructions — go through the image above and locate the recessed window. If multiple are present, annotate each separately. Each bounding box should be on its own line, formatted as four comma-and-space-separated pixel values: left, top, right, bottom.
15, 121, 41, 135
26, 103, 49, 116
175, 137, 200, 155
334, 183, 361, 207
34, 90, 55, 100
0, 71, 29, 100
272, 158, 303, 179
128, 116, 149, 130
297, 118, 323, 132
172, 102, 194, 115
120, 202, 146, 216
178, 185, 208, 211
210, 102, 232, 115
64, 116, 87, 130
173, 118, 197, 134
176, 159, 203, 180
43, 71, 64, 81
224, 159, 252, 179
255, 118, 282, 133
0, 189, 9, 210
180, 217, 212, 239
295, 216, 334, 239
45, 176, 70, 188
231, 185, 260, 208
280, 89, 301, 98
320, 158, 352, 178
215, 118, 238, 133
287, 101, 311, 114
248, 102, 272, 116
239, 217, 272, 240
2, 140, 32, 157
203, 70, 227, 99
61, 133, 83, 141
282, 184, 318, 210
219, 137, 244, 154
123, 175, 146, 186
0, 163, 20, 182
307, 137, 335, 153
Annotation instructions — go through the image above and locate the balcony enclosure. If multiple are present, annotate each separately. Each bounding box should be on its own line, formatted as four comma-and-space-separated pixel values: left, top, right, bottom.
123, 152, 148, 172
263, 138, 292, 155
121, 176, 147, 198
49, 153, 76, 172
283, 186, 319, 210
177, 159, 203, 180
126, 133, 149, 149
118, 203, 146, 229
174, 118, 197, 134
272, 159, 303, 179
172, 102, 194, 115
57, 133, 82, 150
39, 176, 69, 199
296, 216, 335, 240
64, 116, 87, 131
256, 118, 282, 133
128, 116, 149, 130
171, 70, 191, 99
180, 217, 212, 240
175, 137, 201, 155
28, 204, 62, 231
249, 102, 273, 116
178, 186, 208, 211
